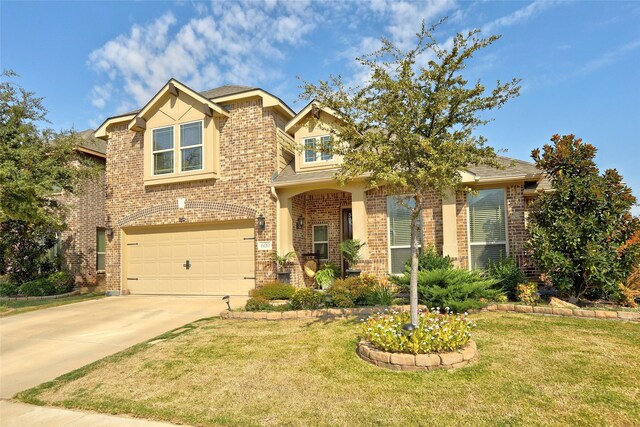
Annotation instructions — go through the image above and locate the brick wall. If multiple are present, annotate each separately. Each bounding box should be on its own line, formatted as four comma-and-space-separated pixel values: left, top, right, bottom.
104, 99, 283, 292
59, 154, 106, 285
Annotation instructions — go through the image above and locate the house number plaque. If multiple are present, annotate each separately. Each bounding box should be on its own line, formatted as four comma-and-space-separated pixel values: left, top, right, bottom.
257, 241, 273, 251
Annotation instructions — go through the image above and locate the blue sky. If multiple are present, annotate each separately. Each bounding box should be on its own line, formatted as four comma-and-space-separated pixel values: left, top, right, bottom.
2, 0, 639, 213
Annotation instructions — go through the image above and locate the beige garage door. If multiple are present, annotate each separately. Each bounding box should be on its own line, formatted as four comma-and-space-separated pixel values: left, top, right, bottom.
124, 221, 255, 296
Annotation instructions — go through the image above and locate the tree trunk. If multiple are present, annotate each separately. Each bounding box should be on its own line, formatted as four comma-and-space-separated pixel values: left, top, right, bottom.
409, 195, 422, 326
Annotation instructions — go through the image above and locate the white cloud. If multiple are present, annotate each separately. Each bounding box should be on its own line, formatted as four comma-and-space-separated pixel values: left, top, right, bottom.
88, 1, 322, 114
482, 1, 559, 34
579, 39, 640, 75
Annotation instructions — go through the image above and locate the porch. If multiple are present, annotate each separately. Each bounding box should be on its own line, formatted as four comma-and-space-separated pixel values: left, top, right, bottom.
276, 182, 370, 287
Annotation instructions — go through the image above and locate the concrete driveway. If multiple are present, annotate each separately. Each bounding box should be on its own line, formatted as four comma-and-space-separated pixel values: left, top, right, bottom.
0, 295, 245, 398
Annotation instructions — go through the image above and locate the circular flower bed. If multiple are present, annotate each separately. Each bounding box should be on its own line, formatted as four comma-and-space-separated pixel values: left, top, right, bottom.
357, 307, 478, 370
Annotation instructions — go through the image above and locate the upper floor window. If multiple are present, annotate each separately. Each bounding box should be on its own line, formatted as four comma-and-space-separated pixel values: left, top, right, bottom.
388, 196, 422, 274
152, 121, 203, 176
304, 135, 333, 163
468, 189, 507, 269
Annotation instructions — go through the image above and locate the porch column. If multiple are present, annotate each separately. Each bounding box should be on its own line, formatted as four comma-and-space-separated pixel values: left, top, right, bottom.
442, 190, 458, 262
351, 184, 369, 258
278, 193, 294, 254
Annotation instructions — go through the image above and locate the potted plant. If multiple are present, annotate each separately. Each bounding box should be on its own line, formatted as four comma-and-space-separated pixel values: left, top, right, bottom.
315, 262, 340, 290
273, 251, 296, 284
340, 239, 366, 277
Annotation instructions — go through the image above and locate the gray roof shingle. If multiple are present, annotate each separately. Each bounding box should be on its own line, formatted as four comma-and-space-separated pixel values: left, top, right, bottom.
116, 85, 257, 117
77, 129, 106, 155
273, 156, 544, 186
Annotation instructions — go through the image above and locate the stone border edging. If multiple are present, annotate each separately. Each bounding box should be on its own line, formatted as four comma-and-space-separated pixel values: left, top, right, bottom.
220, 305, 413, 320
357, 340, 478, 371
220, 303, 639, 322
0, 290, 80, 302
482, 303, 640, 321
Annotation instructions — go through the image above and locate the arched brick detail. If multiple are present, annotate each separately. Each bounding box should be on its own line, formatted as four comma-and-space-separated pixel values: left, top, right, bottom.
117, 201, 257, 227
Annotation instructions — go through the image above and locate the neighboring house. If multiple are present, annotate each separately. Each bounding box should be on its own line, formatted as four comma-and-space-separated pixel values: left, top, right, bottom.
94, 79, 547, 296
52, 129, 107, 286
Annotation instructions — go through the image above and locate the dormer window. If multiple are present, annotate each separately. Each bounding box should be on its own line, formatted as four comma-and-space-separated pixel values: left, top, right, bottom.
152, 127, 174, 175
180, 121, 203, 172
151, 121, 203, 176
304, 135, 333, 163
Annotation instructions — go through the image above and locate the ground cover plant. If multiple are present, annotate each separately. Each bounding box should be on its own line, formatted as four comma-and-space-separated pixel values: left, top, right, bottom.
0, 292, 104, 317
18, 312, 640, 426
359, 307, 474, 353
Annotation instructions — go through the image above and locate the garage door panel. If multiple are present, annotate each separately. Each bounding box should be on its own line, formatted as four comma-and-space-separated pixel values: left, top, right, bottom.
125, 222, 255, 296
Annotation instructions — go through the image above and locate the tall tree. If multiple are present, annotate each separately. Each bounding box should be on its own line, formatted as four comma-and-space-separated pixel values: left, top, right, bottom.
528, 134, 640, 299
300, 21, 520, 324
0, 70, 99, 282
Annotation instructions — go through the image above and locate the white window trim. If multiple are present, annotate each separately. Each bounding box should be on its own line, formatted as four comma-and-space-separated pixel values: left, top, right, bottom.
312, 224, 329, 261
152, 125, 174, 176
387, 195, 422, 275
179, 120, 204, 173
303, 135, 333, 164
151, 120, 205, 176
466, 188, 509, 270
96, 228, 106, 273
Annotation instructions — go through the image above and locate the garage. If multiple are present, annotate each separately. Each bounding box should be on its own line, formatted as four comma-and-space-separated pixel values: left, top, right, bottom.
123, 221, 255, 296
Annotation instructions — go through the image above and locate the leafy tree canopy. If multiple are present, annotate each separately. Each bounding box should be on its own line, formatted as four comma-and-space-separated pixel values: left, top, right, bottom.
528, 134, 640, 299
299, 20, 520, 323
0, 70, 100, 282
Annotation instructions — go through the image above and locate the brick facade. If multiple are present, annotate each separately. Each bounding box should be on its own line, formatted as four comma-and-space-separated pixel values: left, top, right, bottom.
286, 184, 535, 287
59, 155, 106, 285
104, 99, 285, 292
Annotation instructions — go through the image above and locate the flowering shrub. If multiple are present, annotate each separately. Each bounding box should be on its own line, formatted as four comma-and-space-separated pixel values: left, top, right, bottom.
516, 282, 540, 305
358, 308, 475, 354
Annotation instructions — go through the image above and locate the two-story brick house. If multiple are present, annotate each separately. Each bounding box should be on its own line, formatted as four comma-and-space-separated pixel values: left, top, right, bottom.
95, 79, 546, 296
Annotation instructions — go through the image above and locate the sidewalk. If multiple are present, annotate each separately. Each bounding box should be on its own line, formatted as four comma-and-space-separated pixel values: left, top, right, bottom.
0, 400, 186, 426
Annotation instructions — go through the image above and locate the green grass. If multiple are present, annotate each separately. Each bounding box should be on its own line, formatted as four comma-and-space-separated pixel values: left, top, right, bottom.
0, 293, 105, 316
17, 313, 640, 426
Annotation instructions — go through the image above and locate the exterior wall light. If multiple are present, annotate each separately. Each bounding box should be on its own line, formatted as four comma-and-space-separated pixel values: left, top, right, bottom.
105, 227, 114, 239
296, 215, 305, 229
257, 214, 266, 231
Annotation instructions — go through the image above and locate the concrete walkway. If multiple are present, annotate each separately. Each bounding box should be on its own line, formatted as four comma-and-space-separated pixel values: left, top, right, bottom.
0, 400, 185, 426
0, 294, 246, 425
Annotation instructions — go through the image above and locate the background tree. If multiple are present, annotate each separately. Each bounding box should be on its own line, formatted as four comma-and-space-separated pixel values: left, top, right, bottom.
299, 21, 520, 324
0, 70, 99, 283
528, 134, 640, 300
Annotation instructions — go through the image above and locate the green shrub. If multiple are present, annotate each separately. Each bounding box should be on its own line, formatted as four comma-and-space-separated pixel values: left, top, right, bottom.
250, 282, 295, 300
359, 307, 476, 354
245, 297, 273, 311
516, 282, 540, 305
0, 281, 18, 297
326, 275, 380, 307
394, 268, 505, 313
370, 282, 395, 306
290, 287, 325, 309
18, 278, 55, 296
486, 257, 525, 299
47, 271, 75, 295
406, 244, 453, 271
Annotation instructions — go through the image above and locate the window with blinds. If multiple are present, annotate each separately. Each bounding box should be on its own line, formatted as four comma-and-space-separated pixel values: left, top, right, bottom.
387, 196, 421, 274
468, 189, 507, 269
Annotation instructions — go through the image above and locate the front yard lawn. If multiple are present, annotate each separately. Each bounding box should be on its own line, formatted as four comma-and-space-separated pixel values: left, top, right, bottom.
17, 312, 640, 426
0, 292, 105, 317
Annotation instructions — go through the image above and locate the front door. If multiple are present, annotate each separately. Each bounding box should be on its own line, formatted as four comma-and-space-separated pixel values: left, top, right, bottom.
341, 208, 353, 273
